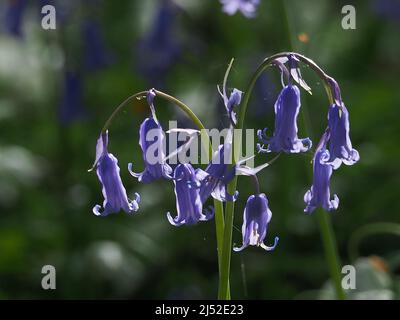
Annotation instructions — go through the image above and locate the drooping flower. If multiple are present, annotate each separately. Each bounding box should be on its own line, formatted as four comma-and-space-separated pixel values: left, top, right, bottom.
218, 62, 243, 126
257, 84, 312, 153
304, 134, 339, 214
4, 0, 27, 37
195, 124, 274, 204
167, 164, 214, 226
224, 89, 242, 126
92, 131, 140, 217
220, 0, 260, 18
196, 144, 238, 203
136, 0, 180, 87
59, 71, 87, 124
128, 116, 173, 183
234, 193, 279, 252
128, 90, 172, 183
325, 103, 360, 169
82, 19, 113, 71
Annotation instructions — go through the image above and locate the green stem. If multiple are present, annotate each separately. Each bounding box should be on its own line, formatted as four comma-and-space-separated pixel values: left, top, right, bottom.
316, 209, 346, 300
153, 90, 209, 140
100, 89, 226, 298
218, 197, 235, 300
101, 91, 148, 133
214, 200, 225, 274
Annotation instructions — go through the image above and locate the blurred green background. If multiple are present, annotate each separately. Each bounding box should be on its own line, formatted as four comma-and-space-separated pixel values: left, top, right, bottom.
0, 0, 399, 299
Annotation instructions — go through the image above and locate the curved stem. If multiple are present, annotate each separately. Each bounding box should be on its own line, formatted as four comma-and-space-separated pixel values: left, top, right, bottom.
153, 90, 209, 140
238, 52, 335, 131
348, 223, 400, 262
101, 91, 148, 133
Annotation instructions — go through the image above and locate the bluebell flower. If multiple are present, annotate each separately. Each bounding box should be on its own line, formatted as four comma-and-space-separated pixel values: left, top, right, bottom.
234, 193, 279, 252
136, 0, 180, 86
128, 90, 172, 183
304, 135, 339, 214
128, 116, 173, 183
325, 104, 360, 169
222, 89, 242, 126
220, 0, 260, 18
167, 164, 214, 226
4, 0, 27, 37
257, 84, 312, 153
82, 19, 113, 71
92, 131, 140, 216
195, 123, 275, 204
196, 144, 238, 203
218, 63, 243, 126
59, 71, 87, 124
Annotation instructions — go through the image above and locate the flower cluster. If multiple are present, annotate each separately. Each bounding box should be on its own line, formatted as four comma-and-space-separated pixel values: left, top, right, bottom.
302, 79, 359, 214
91, 53, 359, 255
254, 56, 359, 214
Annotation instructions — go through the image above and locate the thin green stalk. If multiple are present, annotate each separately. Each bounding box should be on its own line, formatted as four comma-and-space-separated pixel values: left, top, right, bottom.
214, 200, 225, 273
218, 197, 235, 299
101, 91, 148, 133
99, 89, 226, 298
316, 209, 346, 300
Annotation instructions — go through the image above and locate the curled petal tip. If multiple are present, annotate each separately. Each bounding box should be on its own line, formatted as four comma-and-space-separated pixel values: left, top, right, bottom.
128, 163, 142, 178
303, 206, 315, 214
330, 194, 340, 211
92, 204, 104, 217
342, 149, 360, 166
260, 236, 279, 251
302, 138, 313, 151
257, 127, 270, 144
166, 212, 184, 227
352, 149, 360, 162
233, 244, 247, 252
202, 205, 215, 221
